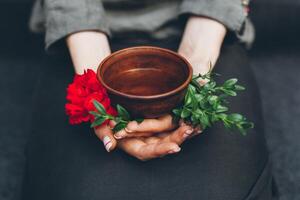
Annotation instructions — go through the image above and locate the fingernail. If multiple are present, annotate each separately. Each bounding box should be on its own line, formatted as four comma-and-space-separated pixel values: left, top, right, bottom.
114, 132, 123, 139
168, 147, 181, 154
183, 129, 193, 138
103, 136, 112, 152
124, 127, 133, 133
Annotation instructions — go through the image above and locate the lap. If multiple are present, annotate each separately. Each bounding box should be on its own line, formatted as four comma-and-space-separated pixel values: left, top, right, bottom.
22, 43, 272, 200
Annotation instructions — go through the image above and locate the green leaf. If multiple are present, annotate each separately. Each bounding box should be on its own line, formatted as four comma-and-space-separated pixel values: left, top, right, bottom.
191, 114, 198, 124
211, 114, 219, 123
114, 117, 122, 124
199, 113, 210, 128
181, 108, 191, 118
89, 111, 101, 117
113, 122, 128, 132
237, 124, 247, 136
208, 95, 218, 105
223, 121, 232, 130
224, 78, 238, 87
217, 113, 227, 120
235, 85, 245, 91
93, 100, 106, 115
116, 104, 130, 121
172, 108, 182, 116
90, 117, 107, 128
209, 81, 216, 88
223, 89, 237, 96
241, 122, 254, 129
185, 92, 193, 106
216, 105, 228, 113
135, 118, 144, 124
195, 94, 204, 101
203, 81, 215, 91
227, 113, 244, 122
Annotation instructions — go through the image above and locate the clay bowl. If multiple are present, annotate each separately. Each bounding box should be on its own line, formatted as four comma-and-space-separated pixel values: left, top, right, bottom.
97, 46, 193, 118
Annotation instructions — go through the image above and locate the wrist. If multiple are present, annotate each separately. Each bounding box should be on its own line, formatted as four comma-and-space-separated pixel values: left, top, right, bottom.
178, 16, 226, 75
66, 31, 111, 74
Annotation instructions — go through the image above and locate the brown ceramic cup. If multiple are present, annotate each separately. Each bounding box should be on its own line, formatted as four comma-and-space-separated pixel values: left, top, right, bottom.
97, 46, 193, 118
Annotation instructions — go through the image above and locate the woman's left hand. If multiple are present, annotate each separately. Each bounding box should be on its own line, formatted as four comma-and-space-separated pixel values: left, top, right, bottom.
111, 115, 201, 161
116, 124, 193, 161
178, 16, 227, 76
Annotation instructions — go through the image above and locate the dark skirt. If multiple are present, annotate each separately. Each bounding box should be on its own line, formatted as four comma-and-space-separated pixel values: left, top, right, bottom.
22, 41, 274, 200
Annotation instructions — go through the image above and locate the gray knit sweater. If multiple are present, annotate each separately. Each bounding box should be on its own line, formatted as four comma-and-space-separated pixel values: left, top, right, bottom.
30, 0, 254, 53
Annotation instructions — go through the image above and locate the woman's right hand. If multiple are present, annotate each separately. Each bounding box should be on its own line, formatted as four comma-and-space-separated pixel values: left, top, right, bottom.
66, 31, 111, 74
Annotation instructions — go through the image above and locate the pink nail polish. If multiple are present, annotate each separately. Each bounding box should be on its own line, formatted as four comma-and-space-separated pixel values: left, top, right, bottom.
114, 133, 122, 139
103, 136, 112, 152
168, 150, 176, 154
174, 147, 181, 152
124, 127, 133, 133
168, 147, 181, 154
183, 129, 193, 138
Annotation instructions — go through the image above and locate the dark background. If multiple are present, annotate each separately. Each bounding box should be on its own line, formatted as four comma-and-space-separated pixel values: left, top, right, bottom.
0, 0, 300, 200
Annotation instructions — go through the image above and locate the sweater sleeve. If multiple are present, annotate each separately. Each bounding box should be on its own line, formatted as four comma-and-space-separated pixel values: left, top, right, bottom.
179, 0, 249, 33
43, 0, 110, 53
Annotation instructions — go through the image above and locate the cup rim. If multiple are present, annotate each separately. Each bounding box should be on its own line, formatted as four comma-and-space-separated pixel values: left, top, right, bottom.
97, 46, 193, 100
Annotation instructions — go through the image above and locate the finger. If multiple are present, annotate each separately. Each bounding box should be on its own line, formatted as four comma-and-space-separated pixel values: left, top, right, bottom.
114, 129, 154, 139
109, 121, 151, 139
118, 138, 180, 161
94, 125, 117, 152
140, 142, 181, 160
108, 120, 116, 129
179, 120, 203, 138
143, 136, 161, 144
162, 125, 194, 145
126, 115, 176, 133
193, 125, 203, 135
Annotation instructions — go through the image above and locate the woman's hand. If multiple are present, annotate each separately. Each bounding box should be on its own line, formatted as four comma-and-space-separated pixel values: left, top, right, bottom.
178, 16, 227, 76
66, 31, 114, 150
115, 119, 195, 161
110, 115, 202, 161
94, 125, 118, 152
93, 115, 201, 160
116, 125, 193, 161
112, 115, 200, 139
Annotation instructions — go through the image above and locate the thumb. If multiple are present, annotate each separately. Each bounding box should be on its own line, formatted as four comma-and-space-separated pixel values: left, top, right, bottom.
94, 125, 117, 152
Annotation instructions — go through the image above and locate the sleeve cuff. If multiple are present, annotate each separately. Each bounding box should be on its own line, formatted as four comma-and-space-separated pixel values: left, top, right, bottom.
45, 0, 110, 54
179, 0, 247, 32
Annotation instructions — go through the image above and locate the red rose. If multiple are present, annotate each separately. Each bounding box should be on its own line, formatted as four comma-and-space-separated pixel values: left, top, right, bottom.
65, 69, 116, 126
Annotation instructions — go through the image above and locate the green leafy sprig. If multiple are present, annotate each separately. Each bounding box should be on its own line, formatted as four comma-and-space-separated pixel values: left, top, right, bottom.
89, 101, 143, 132
90, 70, 254, 135
172, 70, 254, 135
